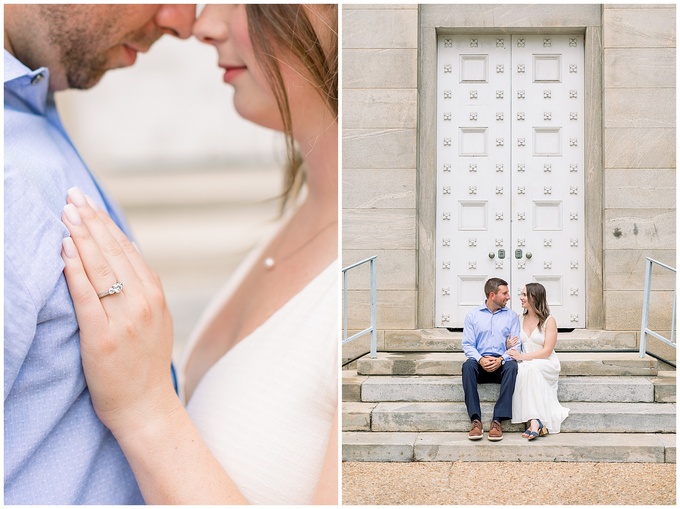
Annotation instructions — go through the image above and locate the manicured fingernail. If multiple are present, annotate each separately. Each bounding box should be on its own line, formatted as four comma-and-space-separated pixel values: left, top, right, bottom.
85, 195, 100, 211
63, 203, 82, 225
67, 187, 87, 207
62, 236, 78, 258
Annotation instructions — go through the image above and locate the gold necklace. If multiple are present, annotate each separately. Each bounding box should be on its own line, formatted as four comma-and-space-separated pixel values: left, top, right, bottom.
263, 220, 337, 270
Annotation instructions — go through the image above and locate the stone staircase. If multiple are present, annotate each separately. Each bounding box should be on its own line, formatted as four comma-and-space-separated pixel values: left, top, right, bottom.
342, 330, 676, 463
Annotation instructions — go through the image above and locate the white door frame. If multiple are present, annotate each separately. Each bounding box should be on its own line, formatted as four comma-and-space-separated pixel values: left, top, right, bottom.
417, 5, 604, 329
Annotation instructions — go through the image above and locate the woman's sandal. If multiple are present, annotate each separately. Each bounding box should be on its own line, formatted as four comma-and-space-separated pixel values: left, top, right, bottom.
526, 419, 549, 441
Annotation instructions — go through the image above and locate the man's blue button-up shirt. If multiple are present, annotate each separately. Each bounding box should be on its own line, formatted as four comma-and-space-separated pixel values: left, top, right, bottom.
4, 50, 144, 504
462, 303, 521, 362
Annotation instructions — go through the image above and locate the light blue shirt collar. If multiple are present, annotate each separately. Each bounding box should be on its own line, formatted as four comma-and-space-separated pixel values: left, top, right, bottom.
4, 49, 50, 114
477, 303, 511, 314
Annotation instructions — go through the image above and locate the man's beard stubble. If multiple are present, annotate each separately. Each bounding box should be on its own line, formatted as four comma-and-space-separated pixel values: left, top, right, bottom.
60, 27, 112, 89
41, 6, 162, 90
40, 6, 114, 89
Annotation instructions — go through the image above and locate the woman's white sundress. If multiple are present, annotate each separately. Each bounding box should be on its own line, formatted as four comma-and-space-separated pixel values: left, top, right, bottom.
511, 314, 570, 433
178, 207, 338, 505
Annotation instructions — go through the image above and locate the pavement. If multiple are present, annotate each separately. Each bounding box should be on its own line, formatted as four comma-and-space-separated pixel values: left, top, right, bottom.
342, 461, 677, 505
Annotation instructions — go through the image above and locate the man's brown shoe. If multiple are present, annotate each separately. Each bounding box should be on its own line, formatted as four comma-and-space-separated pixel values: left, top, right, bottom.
468, 419, 483, 440
488, 420, 503, 441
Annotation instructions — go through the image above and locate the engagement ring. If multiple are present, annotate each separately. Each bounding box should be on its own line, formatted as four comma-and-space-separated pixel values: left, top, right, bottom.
98, 282, 123, 299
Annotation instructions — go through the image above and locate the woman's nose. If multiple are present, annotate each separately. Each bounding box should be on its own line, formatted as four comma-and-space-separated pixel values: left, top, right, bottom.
192, 7, 229, 45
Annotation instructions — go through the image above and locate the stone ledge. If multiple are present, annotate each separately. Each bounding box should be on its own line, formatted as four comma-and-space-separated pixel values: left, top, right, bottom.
353, 375, 656, 403
342, 432, 675, 463
414, 432, 670, 463
357, 352, 658, 376
344, 401, 676, 433
343, 432, 418, 462
343, 402, 377, 431
657, 433, 677, 463
653, 375, 677, 403
342, 371, 368, 402
383, 329, 638, 351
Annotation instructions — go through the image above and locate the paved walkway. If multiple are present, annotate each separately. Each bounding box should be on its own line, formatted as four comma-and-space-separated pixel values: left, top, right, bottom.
342, 461, 676, 505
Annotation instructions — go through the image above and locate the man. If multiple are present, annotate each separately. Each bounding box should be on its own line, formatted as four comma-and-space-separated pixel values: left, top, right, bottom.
4, 5, 195, 504
461, 277, 520, 441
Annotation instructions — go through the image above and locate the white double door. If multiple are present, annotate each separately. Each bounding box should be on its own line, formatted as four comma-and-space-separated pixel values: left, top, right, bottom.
435, 34, 585, 328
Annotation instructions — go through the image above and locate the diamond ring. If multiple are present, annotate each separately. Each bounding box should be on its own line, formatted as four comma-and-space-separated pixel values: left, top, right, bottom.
98, 282, 123, 299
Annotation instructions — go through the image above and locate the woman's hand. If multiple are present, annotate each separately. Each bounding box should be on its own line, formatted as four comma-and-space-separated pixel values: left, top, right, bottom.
61, 187, 178, 439
61, 190, 247, 505
506, 335, 519, 349
506, 348, 523, 361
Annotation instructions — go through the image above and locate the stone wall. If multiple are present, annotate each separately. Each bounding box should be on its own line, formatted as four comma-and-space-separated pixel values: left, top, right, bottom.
343, 4, 419, 359
602, 5, 676, 336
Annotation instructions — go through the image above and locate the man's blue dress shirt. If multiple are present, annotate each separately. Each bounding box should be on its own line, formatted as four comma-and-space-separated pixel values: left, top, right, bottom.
4, 50, 144, 504
462, 304, 521, 362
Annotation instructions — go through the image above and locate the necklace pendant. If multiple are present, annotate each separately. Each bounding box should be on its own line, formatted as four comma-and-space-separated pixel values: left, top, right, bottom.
264, 257, 275, 270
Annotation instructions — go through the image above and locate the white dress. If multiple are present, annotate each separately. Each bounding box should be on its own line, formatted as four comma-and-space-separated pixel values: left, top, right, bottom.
178, 212, 338, 505
511, 315, 569, 433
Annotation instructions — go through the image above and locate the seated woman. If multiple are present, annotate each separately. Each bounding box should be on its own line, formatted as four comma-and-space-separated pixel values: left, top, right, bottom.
507, 282, 570, 439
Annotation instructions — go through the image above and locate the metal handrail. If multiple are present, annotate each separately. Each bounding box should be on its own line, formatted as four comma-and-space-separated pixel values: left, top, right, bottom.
639, 257, 676, 363
342, 256, 377, 359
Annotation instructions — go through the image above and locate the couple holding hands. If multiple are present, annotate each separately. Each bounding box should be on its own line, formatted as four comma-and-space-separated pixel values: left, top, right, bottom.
462, 278, 570, 441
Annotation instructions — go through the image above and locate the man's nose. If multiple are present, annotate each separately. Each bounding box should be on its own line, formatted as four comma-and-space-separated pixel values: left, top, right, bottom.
155, 4, 196, 39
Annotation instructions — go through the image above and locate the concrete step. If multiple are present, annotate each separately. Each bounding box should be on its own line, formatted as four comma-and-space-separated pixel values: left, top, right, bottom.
344, 368, 676, 403
346, 374, 663, 403
342, 432, 676, 464
653, 370, 676, 403
343, 401, 676, 433
357, 352, 658, 377
382, 329, 637, 352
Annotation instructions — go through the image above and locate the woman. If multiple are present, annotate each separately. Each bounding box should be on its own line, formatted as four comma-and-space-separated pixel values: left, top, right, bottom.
506, 283, 569, 439
60, 5, 337, 504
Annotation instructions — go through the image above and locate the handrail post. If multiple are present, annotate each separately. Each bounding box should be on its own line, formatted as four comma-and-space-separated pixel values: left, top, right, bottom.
671, 282, 677, 346
638, 257, 676, 366
370, 257, 377, 359
341, 256, 378, 361
343, 270, 349, 344
639, 258, 652, 358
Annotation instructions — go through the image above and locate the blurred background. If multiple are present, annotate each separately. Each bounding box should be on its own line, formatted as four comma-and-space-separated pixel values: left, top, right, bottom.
56, 32, 286, 360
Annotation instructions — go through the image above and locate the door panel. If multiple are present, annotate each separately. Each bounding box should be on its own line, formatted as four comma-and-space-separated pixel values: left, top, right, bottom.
510, 35, 585, 326
436, 35, 511, 326
435, 34, 585, 328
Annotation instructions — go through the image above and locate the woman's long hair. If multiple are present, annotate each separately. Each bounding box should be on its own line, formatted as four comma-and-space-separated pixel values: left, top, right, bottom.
524, 282, 551, 332
245, 5, 338, 211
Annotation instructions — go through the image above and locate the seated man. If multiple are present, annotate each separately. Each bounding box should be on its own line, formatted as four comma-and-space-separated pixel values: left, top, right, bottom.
461, 277, 520, 441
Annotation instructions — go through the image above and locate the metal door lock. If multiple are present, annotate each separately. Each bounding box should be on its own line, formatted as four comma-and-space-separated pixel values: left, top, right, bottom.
498, 249, 505, 259
515, 249, 523, 259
